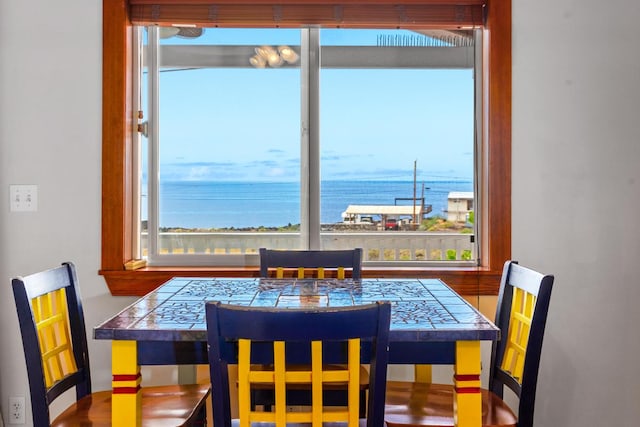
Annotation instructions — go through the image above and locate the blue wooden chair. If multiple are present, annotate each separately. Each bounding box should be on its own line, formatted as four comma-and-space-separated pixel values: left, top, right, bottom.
205, 301, 391, 427
257, 247, 366, 414
259, 248, 363, 279
12, 262, 210, 427
385, 260, 554, 427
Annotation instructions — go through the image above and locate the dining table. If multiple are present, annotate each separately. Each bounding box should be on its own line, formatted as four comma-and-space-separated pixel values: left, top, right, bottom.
94, 277, 499, 427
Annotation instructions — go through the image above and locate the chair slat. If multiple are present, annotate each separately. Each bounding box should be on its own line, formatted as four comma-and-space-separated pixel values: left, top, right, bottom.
311, 340, 323, 427
274, 341, 286, 427
348, 338, 360, 427
238, 339, 251, 427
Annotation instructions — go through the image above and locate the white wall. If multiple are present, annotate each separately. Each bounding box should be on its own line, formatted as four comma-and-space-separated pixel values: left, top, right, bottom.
0, 1, 138, 424
512, 0, 640, 425
1, 0, 640, 425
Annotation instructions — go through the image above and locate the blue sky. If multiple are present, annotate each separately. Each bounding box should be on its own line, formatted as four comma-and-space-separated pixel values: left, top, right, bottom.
146, 28, 475, 182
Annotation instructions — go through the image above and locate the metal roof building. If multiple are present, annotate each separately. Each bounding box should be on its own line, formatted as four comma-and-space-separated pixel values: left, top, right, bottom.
343, 205, 422, 217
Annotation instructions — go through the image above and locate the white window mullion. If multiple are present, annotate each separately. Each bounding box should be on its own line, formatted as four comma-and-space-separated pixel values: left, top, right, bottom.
304, 28, 322, 249
300, 29, 310, 249
473, 28, 483, 267
131, 26, 143, 259
147, 26, 161, 263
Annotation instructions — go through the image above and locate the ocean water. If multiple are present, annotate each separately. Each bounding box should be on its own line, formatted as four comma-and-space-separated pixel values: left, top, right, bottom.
153, 180, 473, 229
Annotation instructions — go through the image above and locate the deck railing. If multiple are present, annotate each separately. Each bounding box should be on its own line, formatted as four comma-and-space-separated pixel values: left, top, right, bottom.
141, 231, 475, 263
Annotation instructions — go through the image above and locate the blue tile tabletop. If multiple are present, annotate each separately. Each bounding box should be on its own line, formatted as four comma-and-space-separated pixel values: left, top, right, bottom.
94, 278, 499, 342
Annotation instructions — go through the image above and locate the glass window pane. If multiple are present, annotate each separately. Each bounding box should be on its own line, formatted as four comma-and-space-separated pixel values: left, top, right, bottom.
319, 29, 475, 263
152, 29, 301, 257
140, 27, 478, 264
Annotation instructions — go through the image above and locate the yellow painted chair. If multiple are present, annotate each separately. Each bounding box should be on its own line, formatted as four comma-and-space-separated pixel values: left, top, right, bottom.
205, 301, 391, 427
385, 261, 554, 427
259, 248, 363, 279
12, 262, 210, 427
258, 247, 367, 414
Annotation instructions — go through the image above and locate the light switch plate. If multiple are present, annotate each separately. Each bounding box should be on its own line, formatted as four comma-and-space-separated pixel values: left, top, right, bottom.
10, 185, 38, 212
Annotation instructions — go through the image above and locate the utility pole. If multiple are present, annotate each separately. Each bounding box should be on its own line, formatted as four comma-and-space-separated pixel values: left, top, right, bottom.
412, 160, 417, 228
421, 181, 425, 221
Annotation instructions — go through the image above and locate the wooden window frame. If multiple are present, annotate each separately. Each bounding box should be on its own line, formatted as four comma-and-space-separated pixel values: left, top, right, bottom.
100, 0, 511, 296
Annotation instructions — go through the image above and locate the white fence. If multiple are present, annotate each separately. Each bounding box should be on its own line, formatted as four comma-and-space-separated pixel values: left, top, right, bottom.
142, 232, 475, 262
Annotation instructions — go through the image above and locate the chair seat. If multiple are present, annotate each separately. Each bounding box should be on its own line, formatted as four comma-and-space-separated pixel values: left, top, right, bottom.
51, 383, 210, 427
385, 381, 517, 427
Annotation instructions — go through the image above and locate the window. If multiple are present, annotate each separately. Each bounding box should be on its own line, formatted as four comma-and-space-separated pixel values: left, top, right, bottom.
101, 0, 511, 296
141, 27, 479, 267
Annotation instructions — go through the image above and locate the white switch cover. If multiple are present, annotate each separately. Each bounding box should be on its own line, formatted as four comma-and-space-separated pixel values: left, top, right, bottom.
10, 185, 38, 212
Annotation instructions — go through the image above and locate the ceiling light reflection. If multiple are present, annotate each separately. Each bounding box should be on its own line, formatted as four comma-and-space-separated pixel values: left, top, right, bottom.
278, 45, 299, 64
249, 45, 299, 68
249, 55, 267, 68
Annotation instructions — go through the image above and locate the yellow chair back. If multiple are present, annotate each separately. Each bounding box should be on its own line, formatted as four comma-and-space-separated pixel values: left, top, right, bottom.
32, 289, 77, 388
501, 286, 537, 382
237, 338, 362, 427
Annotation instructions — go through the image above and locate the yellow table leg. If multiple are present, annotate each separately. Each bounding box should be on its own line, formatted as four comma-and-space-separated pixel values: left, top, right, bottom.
453, 341, 482, 427
112, 340, 142, 426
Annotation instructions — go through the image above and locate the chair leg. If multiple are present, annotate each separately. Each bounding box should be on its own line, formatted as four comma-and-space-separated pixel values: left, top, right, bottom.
415, 364, 432, 383
190, 405, 207, 426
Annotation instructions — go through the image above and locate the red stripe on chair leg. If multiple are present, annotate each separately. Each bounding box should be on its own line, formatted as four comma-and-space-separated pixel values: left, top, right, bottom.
454, 374, 481, 393
113, 373, 141, 381
454, 387, 482, 394
113, 386, 142, 394
453, 374, 481, 381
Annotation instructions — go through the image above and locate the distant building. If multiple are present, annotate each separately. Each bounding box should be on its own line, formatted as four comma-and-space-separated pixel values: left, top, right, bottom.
342, 204, 423, 229
447, 192, 474, 222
